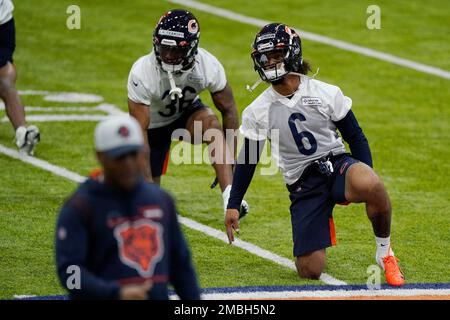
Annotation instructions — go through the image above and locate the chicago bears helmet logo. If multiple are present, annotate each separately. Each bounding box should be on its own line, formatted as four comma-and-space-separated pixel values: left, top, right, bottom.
114, 220, 164, 277
188, 19, 198, 34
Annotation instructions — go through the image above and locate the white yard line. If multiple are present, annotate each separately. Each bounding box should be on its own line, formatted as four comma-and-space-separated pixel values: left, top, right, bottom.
0, 145, 86, 183
168, 0, 450, 80
1, 115, 109, 122
179, 216, 346, 285
0, 143, 346, 286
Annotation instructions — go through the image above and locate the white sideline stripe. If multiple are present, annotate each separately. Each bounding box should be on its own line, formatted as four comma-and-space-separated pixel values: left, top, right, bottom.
13, 295, 37, 299
0, 144, 86, 183
179, 216, 346, 285
168, 0, 450, 80
1, 115, 109, 122
0, 143, 346, 286
197, 288, 450, 300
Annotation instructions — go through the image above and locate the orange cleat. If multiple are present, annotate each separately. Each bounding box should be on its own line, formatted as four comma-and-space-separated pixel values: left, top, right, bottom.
383, 255, 405, 286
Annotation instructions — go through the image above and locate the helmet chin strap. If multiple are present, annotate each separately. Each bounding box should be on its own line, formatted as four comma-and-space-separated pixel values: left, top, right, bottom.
161, 62, 184, 100
246, 64, 286, 92
166, 70, 183, 100
246, 71, 308, 93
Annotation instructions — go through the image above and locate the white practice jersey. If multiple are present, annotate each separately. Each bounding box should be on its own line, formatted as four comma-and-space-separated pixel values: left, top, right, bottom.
128, 48, 227, 129
0, 0, 14, 25
240, 75, 352, 185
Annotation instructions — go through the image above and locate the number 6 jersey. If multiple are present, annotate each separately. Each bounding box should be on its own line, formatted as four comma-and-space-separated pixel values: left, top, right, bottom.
240, 75, 352, 185
127, 48, 227, 129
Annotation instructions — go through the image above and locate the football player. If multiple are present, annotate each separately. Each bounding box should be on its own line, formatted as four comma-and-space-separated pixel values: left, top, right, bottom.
0, 0, 40, 155
128, 9, 248, 216
225, 23, 404, 286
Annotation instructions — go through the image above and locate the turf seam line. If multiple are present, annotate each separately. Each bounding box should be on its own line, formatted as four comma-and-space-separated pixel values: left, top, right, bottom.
168, 0, 450, 80
0, 143, 346, 286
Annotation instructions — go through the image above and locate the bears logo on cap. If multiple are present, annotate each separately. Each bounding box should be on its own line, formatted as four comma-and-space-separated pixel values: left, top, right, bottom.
118, 126, 130, 138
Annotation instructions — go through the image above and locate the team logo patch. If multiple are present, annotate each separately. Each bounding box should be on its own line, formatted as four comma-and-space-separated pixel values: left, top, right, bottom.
187, 74, 205, 84
114, 220, 164, 277
118, 126, 130, 138
301, 96, 323, 106
188, 19, 199, 34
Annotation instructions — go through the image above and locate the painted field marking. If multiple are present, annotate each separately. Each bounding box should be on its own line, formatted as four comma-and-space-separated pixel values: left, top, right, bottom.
0, 143, 345, 286
13, 283, 450, 300
199, 288, 450, 300
0, 91, 125, 122
168, 0, 450, 80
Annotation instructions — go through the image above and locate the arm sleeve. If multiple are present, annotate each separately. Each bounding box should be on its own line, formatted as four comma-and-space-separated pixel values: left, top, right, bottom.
166, 195, 201, 300
55, 200, 121, 300
227, 138, 265, 210
334, 110, 373, 167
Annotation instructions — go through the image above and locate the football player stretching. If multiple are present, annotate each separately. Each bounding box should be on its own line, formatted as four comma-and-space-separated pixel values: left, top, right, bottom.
225, 23, 404, 286
128, 9, 248, 217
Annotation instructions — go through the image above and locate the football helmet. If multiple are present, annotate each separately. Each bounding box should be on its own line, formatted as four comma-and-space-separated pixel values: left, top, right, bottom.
153, 9, 200, 73
251, 23, 303, 83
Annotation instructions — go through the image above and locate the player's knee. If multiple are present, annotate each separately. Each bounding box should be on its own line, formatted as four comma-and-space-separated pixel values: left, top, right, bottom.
203, 115, 221, 131
298, 265, 322, 280
295, 254, 324, 280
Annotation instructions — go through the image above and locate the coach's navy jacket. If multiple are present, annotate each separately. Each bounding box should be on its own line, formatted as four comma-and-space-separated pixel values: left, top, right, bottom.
55, 177, 200, 300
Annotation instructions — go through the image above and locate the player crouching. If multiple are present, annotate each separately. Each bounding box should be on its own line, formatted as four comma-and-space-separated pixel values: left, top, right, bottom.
127, 9, 248, 217
225, 23, 404, 286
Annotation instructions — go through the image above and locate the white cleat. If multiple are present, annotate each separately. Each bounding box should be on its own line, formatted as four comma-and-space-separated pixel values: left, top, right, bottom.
15, 125, 40, 156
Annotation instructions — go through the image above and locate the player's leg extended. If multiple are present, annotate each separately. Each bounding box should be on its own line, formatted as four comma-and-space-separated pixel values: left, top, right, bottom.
0, 62, 25, 130
185, 108, 233, 192
344, 162, 404, 286
345, 162, 391, 237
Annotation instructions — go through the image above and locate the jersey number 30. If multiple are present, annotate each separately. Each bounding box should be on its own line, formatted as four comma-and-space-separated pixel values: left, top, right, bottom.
288, 113, 317, 156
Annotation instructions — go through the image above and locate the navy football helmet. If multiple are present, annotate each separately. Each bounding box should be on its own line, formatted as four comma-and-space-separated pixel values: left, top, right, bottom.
251, 23, 303, 83
153, 9, 200, 72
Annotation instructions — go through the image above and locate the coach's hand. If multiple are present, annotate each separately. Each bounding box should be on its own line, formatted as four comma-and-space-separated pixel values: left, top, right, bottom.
225, 209, 240, 244
120, 280, 153, 300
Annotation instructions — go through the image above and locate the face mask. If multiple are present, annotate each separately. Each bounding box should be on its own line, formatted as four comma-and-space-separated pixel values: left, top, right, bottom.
263, 62, 288, 81
161, 61, 184, 73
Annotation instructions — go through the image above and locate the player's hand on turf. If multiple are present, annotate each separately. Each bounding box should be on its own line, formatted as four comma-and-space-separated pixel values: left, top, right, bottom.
225, 209, 240, 244
119, 280, 153, 300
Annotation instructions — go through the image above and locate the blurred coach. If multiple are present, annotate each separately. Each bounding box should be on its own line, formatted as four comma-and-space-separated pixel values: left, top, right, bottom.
55, 116, 200, 300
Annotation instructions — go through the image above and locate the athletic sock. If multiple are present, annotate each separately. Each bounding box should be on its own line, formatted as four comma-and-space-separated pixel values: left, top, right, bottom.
222, 185, 232, 215
375, 236, 394, 269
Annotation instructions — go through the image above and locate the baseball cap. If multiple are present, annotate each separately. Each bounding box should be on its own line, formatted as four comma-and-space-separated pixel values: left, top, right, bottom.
94, 116, 144, 159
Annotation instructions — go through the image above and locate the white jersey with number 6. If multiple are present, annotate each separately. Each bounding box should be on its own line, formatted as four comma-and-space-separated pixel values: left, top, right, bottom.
240, 75, 352, 185
128, 48, 227, 129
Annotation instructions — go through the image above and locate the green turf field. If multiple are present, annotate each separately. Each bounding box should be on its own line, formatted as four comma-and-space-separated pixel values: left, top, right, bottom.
0, 0, 449, 299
